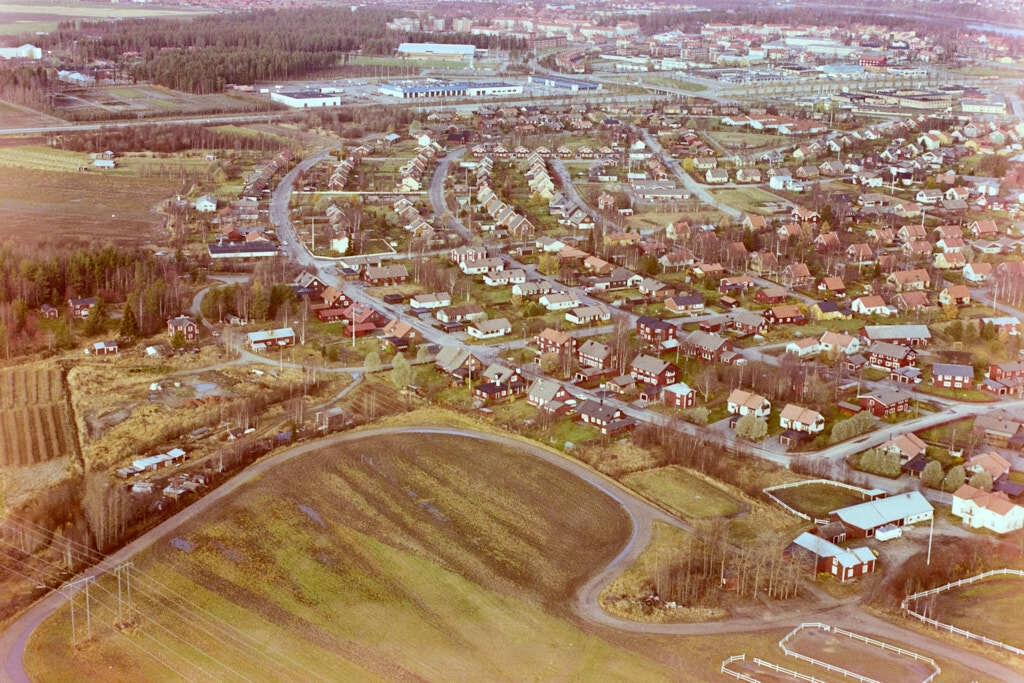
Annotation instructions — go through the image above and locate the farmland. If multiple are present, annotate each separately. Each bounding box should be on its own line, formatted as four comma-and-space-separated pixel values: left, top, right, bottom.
0, 166, 185, 245
930, 576, 1024, 648
0, 4, 208, 37
771, 482, 866, 519
24, 432, 677, 681
52, 85, 275, 122
0, 364, 77, 468
709, 187, 789, 214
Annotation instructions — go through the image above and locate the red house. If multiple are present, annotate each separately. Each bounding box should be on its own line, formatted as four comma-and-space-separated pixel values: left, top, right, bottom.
534, 327, 577, 355
629, 354, 678, 387
636, 316, 676, 346
858, 388, 911, 417
167, 315, 199, 342
932, 363, 974, 389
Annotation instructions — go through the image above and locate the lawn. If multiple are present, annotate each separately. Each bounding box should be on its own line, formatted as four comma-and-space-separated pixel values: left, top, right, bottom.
930, 576, 1024, 649
914, 384, 997, 403
0, 4, 208, 35
622, 466, 743, 519
771, 482, 865, 519
27, 432, 685, 682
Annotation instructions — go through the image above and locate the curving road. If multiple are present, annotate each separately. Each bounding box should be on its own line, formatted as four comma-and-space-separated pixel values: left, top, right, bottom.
2, 426, 1020, 682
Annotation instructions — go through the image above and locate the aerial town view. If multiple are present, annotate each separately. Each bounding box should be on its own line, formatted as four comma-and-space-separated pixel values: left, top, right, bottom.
0, 0, 1023, 680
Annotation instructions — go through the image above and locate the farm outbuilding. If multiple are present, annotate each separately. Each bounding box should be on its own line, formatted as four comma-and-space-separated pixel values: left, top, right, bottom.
830, 491, 932, 539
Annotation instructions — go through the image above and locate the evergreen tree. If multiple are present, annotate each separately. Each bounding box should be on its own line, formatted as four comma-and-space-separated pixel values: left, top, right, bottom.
119, 303, 139, 340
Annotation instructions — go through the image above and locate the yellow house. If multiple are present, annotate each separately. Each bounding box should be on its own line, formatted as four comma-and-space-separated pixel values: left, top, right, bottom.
810, 301, 851, 320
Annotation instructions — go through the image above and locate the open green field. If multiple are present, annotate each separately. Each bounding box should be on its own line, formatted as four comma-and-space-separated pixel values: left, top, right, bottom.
25, 432, 697, 681
0, 165, 184, 245
709, 187, 788, 214
0, 4, 208, 36
771, 482, 865, 519
622, 466, 743, 519
931, 577, 1024, 648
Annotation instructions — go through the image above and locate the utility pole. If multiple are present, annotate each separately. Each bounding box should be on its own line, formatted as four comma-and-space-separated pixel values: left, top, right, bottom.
115, 561, 133, 628
64, 576, 96, 646
926, 513, 934, 566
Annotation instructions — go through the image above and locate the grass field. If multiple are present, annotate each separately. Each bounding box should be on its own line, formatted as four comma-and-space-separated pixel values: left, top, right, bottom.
0, 100, 63, 129
710, 187, 789, 214
24, 432, 681, 681
771, 482, 865, 519
0, 166, 185, 245
931, 576, 1024, 648
706, 131, 787, 150
53, 85, 272, 121
0, 364, 76, 467
622, 466, 743, 519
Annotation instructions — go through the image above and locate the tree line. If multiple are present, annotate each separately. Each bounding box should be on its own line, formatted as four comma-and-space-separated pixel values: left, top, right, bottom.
51, 123, 287, 155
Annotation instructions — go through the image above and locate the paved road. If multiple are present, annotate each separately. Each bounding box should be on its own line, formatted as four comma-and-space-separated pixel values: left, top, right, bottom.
635, 127, 742, 219
549, 158, 603, 224
429, 147, 472, 241
3, 425, 1018, 682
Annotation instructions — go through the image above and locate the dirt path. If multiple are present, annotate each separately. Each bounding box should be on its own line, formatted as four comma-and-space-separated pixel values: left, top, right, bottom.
1, 426, 1019, 682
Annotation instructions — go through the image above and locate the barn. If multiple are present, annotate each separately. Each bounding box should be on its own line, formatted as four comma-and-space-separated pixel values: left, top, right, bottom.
829, 492, 932, 539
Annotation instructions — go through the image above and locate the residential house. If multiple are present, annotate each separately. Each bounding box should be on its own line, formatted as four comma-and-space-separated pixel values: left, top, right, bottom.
886, 269, 930, 291
577, 340, 613, 369
636, 316, 677, 346
167, 315, 199, 342
247, 327, 295, 352
963, 262, 993, 284
779, 404, 824, 434
867, 341, 917, 370
629, 354, 678, 387
727, 389, 770, 419
363, 264, 409, 285
527, 377, 573, 410
819, 331, 860, 355
467, 317, 512, 339
665, 295, 704, 315
681, 330, 733, 363
938, 285, 971, 307
534, 327, 577, 356
663, 382, 696, 409
566, 304, 611, 325
435, 346, 483, 377
859, 389, 911, 417
952, 486, 1024, 534
931, 363, 974, 389
781, 263, 814, 288
852, 295, 894, 317
966, 451, 1012, 481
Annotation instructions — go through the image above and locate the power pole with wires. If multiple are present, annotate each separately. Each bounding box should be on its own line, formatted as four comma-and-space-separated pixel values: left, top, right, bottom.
63, 575, 96, 646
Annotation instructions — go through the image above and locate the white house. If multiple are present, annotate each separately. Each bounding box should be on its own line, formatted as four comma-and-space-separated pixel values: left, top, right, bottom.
195, 195, 218, 212
952, 485, 1024, 534
410, 292, 452, 309
539, 292, 579, 311
786, 337, 820, 358
727, 389, 770, 418
779, 404, 824, 433
467, 317, 512, 339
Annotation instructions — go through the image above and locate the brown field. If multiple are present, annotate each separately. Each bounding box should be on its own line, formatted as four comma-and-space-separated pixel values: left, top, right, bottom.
786, 626, 937, 683
0, 101, 64, 129
0, 166, 182, 245
0, 364, 77, 467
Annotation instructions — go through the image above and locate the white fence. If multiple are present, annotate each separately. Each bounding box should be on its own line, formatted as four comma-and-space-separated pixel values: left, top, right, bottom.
779, 623, 940, 683
720, 654, 759, 683
764, 479, 876, 524
901, 568, 1024, 658
720, 653, 827, 683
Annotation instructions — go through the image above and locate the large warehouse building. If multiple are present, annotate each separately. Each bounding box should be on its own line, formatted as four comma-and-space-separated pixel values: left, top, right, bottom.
527, 75, 602, 91
397, 43, 476, 64
379, 80, 523, 99
270, 90, 342, 108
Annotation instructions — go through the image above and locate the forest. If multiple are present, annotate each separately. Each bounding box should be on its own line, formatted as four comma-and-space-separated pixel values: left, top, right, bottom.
36, 8, 523, 95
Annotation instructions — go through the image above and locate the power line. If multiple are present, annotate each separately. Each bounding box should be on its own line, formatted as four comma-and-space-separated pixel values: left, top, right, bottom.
4, 518, 318, 682
0, 541, 243, 682
0, 558, 192, 680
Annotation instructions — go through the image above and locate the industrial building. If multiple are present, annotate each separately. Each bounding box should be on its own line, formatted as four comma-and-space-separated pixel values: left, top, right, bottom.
379, 80, 523, 99
0, 44, 41, 60
526, 75, 602, 91
270, 90, 342, 108
397, 43, 476, 63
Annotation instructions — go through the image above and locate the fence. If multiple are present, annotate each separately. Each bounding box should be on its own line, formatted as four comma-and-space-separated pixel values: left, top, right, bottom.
720, 654, 759, 683
901, 568, 1024, 658
779, 622, 940, 683
763, 479, 877, 524
751, 657, 825, 683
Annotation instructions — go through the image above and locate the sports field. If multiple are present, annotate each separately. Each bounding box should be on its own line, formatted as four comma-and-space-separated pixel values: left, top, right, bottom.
25, 432, 679, 681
